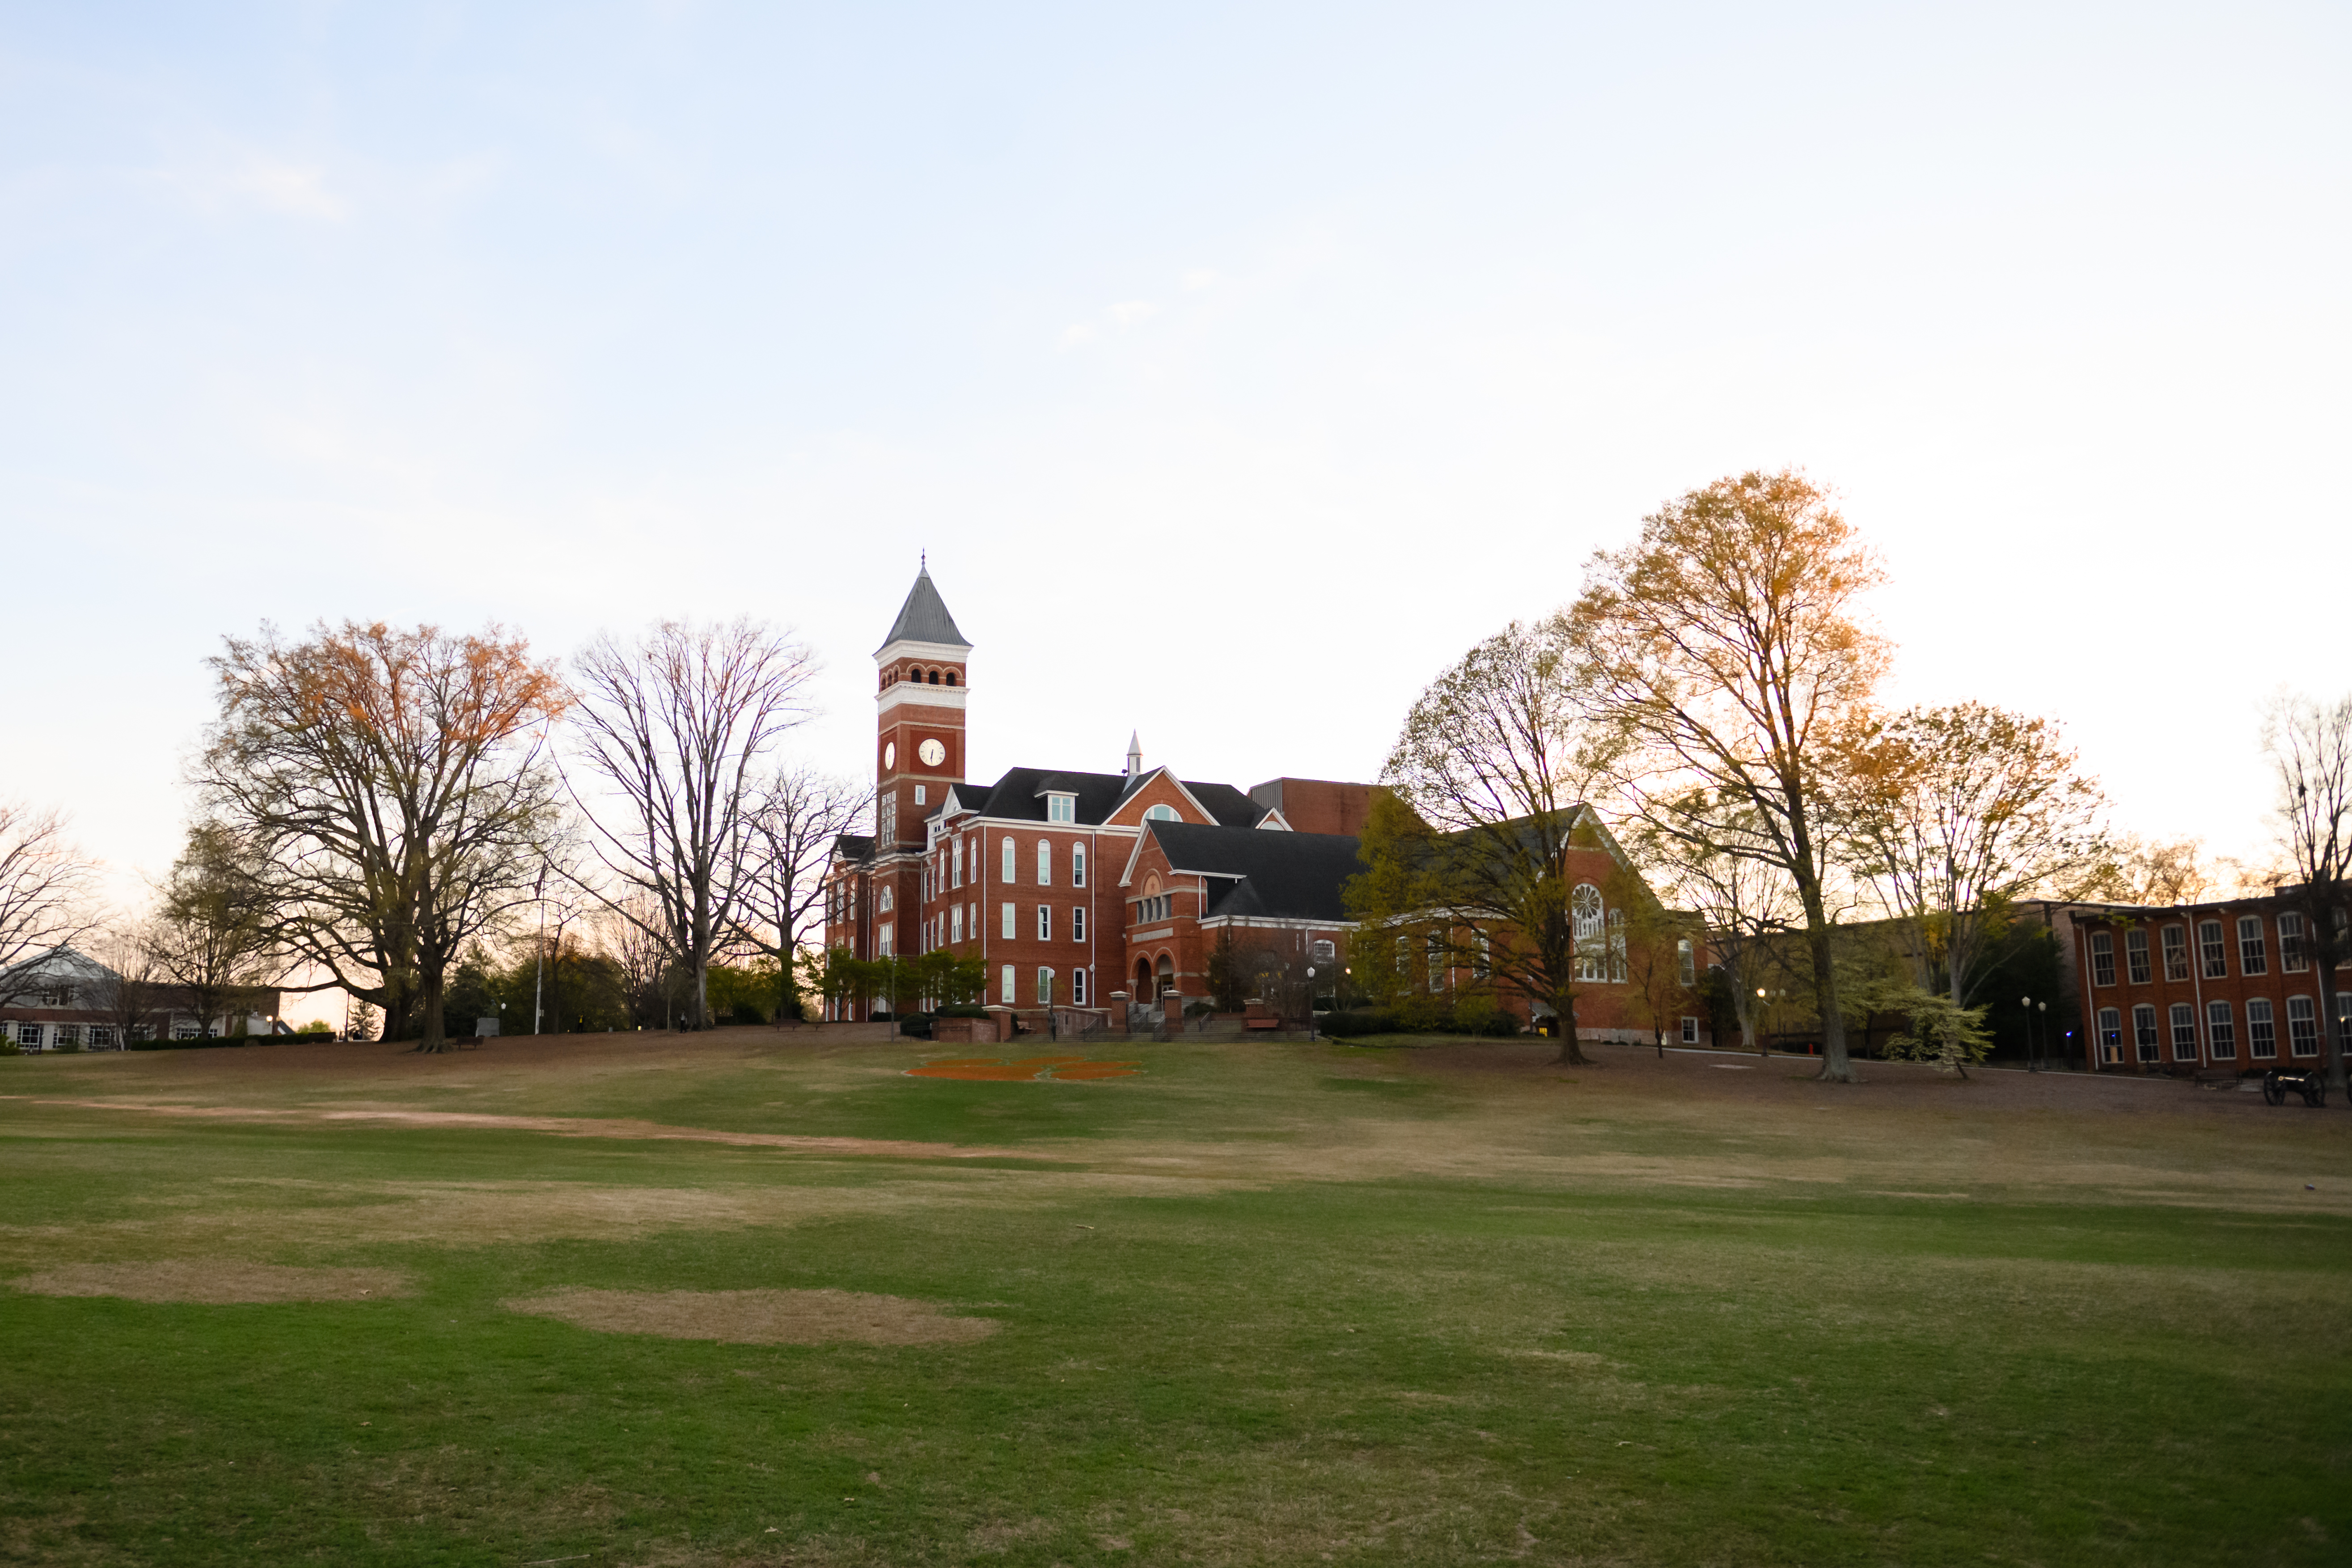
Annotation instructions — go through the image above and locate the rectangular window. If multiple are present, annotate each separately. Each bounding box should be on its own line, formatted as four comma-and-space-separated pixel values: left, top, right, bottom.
1002, 837, 1015, 884
1037, 967, 1054, 1006
52, 1024, 79, 1046
952, 838, 964, 888
1312, 938, 1336, 964
2169, 1002, 2198, 1061
2280, 912, 2308, 972
1047, 794, 1075, 823
1073, 969, 1088, 1005
2125, 929, 2150, 984
88, 1026, 115, 1048
1472, 929, 1490, 980
2097, 1007, 2122, 1064
174, 1023, 200, 1040
2248, 997, 2277, 1058
15, 1022, 40, 1046
2090, 931, 2115, 986
1037, 904, 1052, 941
1071, 906, 1086, 942
2132, 1003, 2159, 1063
2200, 919, 2227, 978
1427, 931, 1446, 992
951, 905, 964, 943
2206, 1000, 2235, 1058
1680, 1016, 1699, 1044
1002, 964, 1017, 1006
1072, 845, 1086, 888
2161, 925, 2189, 982
2239, 916, 2267, 976
913, 785, 926, 806
877, 926, 894, 957
1036, 841, 1052, 886
2288, 996, 2318, 1056
1677, 938, 1696, 987
1002, 902, 1016, 940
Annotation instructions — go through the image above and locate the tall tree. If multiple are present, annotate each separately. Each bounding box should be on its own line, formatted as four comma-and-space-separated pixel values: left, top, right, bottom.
1350, 619, 1620, 1064
1832, 702, 2110, 1009
2262, 690, 2352, 1095
199, 621, 568, 1050
148, 824, 279, 1037
571, 620, 818, 1031
1606, 864, 1694, 1057
734, 763, 868, 1027
0, 802, 97, 1010
1571, 469, 1888, 1083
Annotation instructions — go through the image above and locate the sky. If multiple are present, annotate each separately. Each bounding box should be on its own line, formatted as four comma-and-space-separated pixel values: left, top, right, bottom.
3, 1, 2347, 916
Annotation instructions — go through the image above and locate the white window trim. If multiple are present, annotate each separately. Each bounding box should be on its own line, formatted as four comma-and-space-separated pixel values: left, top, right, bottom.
1002, 902, 1016, 939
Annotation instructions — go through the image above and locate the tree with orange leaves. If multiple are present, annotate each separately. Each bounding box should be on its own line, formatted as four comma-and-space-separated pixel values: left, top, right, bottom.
198, 621, 568, 1051
1571, 469, 1887, 1084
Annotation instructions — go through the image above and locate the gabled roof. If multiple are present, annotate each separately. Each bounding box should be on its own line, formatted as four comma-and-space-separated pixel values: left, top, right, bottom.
833, 833, 875, 864
875, 566, 970, 653
1139, 822, 1365, 924
928, 766, 1266, 829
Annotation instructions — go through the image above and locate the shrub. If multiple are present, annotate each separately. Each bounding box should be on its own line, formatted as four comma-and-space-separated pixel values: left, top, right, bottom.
726, 1003, 766, 1027
295, 1020, 336, 1036
1184, 1001, 1215, 1018
0, 1037, 19, 1057
934, 1004, 990, 1019
1320, 1010, 1398, 1036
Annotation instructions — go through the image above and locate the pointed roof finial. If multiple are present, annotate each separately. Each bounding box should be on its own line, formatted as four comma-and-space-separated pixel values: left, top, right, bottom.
876, 561, 969, 654
1125, 731, 1142, 781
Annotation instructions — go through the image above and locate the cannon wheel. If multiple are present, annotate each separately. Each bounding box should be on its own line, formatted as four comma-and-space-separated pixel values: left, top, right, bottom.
2263, 1082, 2284, 1106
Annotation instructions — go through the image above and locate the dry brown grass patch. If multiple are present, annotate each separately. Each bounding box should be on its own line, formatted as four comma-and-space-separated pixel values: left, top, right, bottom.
503, 1287, 999, 1346
10, 1259, 412, 1303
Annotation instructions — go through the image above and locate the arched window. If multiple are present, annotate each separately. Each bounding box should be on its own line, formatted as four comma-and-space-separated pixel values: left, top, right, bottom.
1143, 803, 1178, 822
2132, 1003, 2159, 1062
1572, 884, 1605, 981
1071, 845, 1086, 887
927, 669, 940, 685
945, 671, 957, 686
1036, 840, 1052, 885
1001, 836, 1015, 883
2097, 1007, 2122, 1063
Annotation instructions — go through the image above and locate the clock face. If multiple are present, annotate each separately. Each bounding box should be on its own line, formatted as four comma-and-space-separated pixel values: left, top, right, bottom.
883, 742, 896, 770
918, 738, 947, 768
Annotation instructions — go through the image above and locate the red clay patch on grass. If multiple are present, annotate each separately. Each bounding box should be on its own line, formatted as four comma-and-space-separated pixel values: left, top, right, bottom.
906, 1055, 1141, 1082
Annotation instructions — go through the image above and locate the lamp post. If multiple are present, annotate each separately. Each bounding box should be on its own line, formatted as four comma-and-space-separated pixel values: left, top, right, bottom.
2021, 995, 2036, 1071
532, 859, 548, 1036
1306, 966, 1316, 1040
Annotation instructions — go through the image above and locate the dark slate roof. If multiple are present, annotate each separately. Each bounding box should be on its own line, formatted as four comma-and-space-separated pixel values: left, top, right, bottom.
833, 833, 875, 863
876, 566, 970, 652
1146, 822, 1365, 923
932, 766, 1272, 828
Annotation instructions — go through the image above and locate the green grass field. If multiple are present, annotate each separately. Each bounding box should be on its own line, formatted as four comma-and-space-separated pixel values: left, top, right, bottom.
1, 1031, 2345, 1566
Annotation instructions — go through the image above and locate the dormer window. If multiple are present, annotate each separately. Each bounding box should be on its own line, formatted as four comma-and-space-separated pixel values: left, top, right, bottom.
1046, 793, 1076, 824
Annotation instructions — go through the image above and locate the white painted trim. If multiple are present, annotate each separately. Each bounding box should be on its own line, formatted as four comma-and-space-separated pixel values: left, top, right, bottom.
875, 638, 972, 663
877, 685, 968, 715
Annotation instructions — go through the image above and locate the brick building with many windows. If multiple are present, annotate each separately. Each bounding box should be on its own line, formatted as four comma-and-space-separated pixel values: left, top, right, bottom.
2065, 893, 2350, 1072
823, 569, 1704, 1040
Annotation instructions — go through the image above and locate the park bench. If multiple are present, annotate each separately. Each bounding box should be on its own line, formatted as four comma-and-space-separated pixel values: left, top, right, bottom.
2261, 1068, 2327, 1107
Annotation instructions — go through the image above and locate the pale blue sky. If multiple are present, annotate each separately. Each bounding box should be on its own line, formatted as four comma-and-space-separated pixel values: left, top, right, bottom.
4, 2, 2346, 901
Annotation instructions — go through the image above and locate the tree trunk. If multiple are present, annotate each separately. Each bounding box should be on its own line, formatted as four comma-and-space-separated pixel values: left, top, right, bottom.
416, 965, 448, 1053
1553, 991, 1590, 1065
1802, 895, 1858, 1083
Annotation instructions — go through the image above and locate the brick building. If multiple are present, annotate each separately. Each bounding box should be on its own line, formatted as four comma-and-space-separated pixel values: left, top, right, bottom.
2064, 893, 2349, 1072
822, 566, 1697, 1039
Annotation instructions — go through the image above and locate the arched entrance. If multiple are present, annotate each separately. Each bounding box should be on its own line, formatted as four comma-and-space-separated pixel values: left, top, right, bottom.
1134, 958, 1152, 998
1155, 954, 1174, 997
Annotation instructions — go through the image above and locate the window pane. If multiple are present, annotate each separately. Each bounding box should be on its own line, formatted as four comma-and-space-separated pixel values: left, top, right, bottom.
1072, 846, 1086, 888
2247, 997, 2276, 1058
2169, 1002, 2198, 1061
1037, 841, 1052, 885
1002, 964, 1016, 1005
2090, 931, 2115, 986
2161, 926, 2189, 981
2200, 921, 2227, 978
2288, 996, 2318, 1056
1072, 907, 1085, 942
2132, 1004, 2159, 1062
2126, 929, 2150, 984
1002, 837, 1015, 883
2206, 1000, 2235, 1057
2239, 916, 2267, 976
1002, 902, 1015, 939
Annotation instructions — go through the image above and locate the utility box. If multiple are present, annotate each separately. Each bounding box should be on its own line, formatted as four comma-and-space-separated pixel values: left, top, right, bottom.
475, 1017, 500, 1038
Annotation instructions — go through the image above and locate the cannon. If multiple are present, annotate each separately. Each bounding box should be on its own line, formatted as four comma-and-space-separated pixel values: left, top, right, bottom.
2262, 1068, 2327, 1107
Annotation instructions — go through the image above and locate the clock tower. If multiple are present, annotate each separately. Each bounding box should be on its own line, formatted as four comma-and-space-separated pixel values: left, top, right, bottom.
873, 562, 971, 854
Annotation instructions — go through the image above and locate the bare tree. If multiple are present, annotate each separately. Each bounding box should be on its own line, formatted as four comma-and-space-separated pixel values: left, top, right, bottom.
734, 763, 869, 1027
2263, 690, 2352, 1095
1634, 811, 1804, 1056
1832, 702, 2111, 1010
571, 620, 818, 1031
199, 621, 568, 1051
1351, 619, 1623, 1064
0, 802, 97, 1010
87, 923, 171, 1047
1571, 469, 1889, 1083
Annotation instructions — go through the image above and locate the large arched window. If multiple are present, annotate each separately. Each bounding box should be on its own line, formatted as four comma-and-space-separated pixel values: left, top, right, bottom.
1572, 883, 1607, 981
1143, 803, 1178, 822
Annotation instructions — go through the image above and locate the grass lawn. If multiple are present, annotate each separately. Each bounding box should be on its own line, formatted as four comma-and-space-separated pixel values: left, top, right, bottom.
0, 1030, 2345, 1566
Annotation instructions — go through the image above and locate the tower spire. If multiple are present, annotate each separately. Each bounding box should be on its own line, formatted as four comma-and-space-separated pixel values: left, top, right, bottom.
1125, 731, 1142, 782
